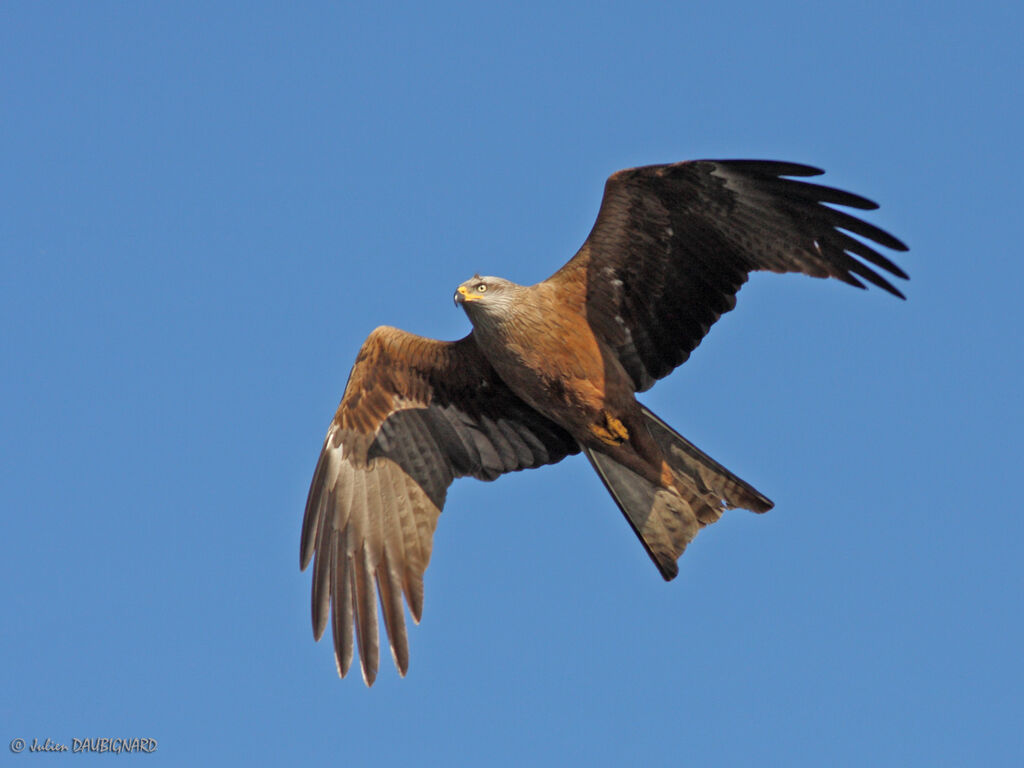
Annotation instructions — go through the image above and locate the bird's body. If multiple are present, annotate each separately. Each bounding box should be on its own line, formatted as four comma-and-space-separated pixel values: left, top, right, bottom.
457, 274, 743, 550
460, 279, 622, 442
302, 159, 908, 685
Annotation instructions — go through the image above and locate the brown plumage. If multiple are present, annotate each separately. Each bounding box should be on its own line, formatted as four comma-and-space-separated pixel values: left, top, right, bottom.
301, 159, 908, 685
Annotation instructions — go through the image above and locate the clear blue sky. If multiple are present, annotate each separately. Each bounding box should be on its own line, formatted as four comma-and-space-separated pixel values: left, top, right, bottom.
3, 2, 1022, 765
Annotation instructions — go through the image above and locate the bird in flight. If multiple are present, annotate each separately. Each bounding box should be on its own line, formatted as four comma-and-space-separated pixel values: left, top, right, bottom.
301, 159, 908, 685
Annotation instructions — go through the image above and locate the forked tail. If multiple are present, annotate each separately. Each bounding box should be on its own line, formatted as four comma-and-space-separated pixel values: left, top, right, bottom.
584, 405, 772, 580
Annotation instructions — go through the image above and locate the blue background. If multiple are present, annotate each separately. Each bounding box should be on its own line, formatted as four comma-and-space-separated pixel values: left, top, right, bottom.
3, 2, 1021, 765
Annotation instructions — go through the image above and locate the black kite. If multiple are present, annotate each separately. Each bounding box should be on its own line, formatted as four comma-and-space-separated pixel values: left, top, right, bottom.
301, 159, 908, 685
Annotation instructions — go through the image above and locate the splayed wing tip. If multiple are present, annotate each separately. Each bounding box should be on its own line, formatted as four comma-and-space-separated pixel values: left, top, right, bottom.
361, 666, 377, 687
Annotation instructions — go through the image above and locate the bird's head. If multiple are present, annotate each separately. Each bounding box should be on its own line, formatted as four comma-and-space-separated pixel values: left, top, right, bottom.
453, 275, 518, 320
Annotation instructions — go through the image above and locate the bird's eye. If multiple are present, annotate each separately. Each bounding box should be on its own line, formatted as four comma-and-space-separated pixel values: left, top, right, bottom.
476, 283, 487, 292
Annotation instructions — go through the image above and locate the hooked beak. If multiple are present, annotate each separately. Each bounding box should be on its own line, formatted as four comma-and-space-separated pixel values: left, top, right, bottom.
454, 285, 478, 306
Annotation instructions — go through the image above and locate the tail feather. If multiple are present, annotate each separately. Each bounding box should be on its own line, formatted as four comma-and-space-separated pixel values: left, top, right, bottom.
585, 406, 773, 580
583, 446, 697, 580
640, 405, 773, 519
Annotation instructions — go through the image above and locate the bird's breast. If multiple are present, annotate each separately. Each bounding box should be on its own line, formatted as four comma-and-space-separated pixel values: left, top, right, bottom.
473, 304, 627, 434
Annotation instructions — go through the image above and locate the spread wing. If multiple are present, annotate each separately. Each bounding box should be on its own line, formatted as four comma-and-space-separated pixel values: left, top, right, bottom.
546, 160, 909, 391
300, 326, 578, 685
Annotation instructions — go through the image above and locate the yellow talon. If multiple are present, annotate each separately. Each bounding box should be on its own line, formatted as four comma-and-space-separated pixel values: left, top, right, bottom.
606, 415, 629, 441
589, 413, 630, 445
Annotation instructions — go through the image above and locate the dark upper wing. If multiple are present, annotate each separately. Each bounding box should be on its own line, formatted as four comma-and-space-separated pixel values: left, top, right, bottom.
300, 326, 578, 685
545, 160, 909, 392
